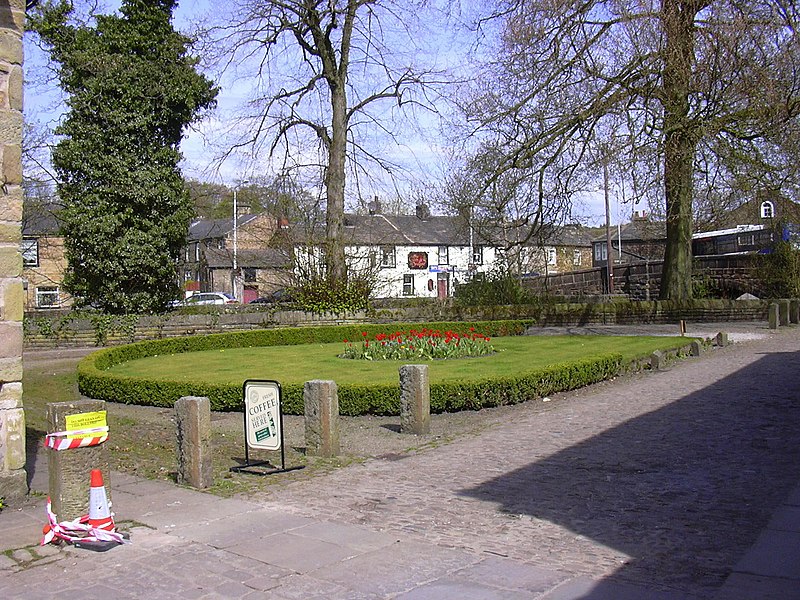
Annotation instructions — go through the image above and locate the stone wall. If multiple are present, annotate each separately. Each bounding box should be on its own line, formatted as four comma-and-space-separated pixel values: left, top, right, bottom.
525, 255, 763, 300
24, 299, 770, 349
0, 0, 27, 502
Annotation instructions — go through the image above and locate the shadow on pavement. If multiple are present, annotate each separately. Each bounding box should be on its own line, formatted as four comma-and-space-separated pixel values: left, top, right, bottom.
461, 350, 800, 598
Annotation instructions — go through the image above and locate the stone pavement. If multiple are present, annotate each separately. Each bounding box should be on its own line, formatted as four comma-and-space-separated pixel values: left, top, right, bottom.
1, 323, 799, 599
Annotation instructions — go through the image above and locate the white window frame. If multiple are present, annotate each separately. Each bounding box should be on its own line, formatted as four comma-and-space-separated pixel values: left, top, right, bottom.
437, 246, 449, 265
35, 286, 60, 308
573, 249, 582, 266
22, 238, 38, 267
594, 243, 608, 261
472, 245, 483, 265
761, 201, 775, 219
547, 247, 557, 265
380, 246, 396, 268
402, 274, 414, 296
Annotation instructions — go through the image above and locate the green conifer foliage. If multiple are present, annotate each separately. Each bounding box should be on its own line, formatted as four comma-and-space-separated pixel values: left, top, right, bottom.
31, 0, 217, 313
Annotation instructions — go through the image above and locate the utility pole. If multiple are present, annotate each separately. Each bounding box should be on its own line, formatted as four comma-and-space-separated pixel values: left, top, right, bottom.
604, 157, 614, 295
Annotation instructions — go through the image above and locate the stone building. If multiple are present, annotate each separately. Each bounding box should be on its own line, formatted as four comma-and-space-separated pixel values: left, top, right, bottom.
0, 0, 27, 502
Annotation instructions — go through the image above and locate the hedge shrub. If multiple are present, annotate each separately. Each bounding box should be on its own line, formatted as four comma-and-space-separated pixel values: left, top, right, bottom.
77, 320, 624, 415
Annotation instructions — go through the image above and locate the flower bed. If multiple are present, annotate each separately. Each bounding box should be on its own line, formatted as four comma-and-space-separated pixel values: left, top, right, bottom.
341, 328, 495, 361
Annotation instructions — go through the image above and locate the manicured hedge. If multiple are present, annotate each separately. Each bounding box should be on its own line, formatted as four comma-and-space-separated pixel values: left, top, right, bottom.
77, 320, 623, 415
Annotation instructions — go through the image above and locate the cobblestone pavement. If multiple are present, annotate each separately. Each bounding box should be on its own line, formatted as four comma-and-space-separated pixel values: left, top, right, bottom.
255, 326, 800, 598
2, 325, 798, 599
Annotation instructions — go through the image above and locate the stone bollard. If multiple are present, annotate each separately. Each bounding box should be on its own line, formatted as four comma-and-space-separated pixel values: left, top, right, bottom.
768, 303, 779, 329
650, 350, 666, 371
779, 299, 790, 327
47, 399, 108, 523
400, 365, 431, 435
791, 299, 800, 325
304, 380, 340, 457
690, 340, 703, 357
715, 332, 729, 347
175, 396, 213, 489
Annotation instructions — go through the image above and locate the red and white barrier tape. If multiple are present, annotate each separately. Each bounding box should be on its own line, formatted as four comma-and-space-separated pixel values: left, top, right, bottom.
41, 497, 127, 546
44, 426, 109, 451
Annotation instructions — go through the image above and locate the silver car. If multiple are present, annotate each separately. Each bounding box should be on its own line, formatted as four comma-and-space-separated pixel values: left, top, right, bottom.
184, 292, 238, 305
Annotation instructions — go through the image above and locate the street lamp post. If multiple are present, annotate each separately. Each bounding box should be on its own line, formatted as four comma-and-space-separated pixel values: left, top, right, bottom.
232, 180, 249, 298
603, 158, 614, 295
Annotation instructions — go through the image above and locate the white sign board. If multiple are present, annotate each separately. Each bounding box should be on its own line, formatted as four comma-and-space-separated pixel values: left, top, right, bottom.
243, 380, 282, 451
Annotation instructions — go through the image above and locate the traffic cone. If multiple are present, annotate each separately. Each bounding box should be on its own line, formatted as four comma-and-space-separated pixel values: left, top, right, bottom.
87, 469, 115, 532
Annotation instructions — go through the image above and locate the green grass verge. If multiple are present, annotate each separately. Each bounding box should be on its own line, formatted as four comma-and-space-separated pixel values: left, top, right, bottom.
77, 320, 693, 416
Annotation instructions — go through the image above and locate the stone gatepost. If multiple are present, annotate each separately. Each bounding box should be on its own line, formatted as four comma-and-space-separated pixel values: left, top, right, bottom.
175, 396, 213, 489
0, 0, 26, 503
400, 365, 431, 434
790, 299, 800, 325
779, 299, 790, 327
304, 380, 339, 457
47, 399, 109, 522
715, 332, 729, 347
768, 303, 779, 330
690, 340, 703, 357
649, 350, 666, 371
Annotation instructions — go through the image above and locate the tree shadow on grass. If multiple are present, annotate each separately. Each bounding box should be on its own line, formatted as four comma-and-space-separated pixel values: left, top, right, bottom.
461, 350, 800, 598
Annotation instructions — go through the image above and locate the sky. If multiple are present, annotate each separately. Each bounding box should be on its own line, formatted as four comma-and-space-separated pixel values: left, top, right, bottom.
23, 0, 615, 225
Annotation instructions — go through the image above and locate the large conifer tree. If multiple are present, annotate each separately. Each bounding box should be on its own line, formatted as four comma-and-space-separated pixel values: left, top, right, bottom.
32, 0, 217, 313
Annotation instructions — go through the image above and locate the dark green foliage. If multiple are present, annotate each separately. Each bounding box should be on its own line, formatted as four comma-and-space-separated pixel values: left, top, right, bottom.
30, 0, 217, 314
291, 274, 375, 313
758, 241, 800, 299
455, 272, 536, 306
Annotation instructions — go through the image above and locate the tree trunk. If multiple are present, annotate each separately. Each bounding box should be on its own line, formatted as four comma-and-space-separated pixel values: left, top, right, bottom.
325, 79, 348, 287
660, 0, 700, 301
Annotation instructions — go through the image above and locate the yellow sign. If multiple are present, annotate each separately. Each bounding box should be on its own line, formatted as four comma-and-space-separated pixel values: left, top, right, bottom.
65, 411, 108, 439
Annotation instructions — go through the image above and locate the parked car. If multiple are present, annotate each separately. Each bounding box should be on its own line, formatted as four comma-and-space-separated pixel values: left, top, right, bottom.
183, 292, 238, 305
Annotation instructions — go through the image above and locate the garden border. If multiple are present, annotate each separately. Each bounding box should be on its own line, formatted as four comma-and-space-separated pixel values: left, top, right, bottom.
76, 320, 689, 416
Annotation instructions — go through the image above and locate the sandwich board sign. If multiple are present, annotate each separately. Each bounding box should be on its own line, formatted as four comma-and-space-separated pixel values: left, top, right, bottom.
231, 379, 302, 475
245, 380, 281, 451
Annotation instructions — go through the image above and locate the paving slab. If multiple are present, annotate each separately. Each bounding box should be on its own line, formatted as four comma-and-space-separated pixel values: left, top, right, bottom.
173, 509, 316, 548
227, 531, 362, 572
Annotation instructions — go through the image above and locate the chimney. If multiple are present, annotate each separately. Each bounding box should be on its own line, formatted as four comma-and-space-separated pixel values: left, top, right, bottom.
632, 210, 648, 221
415, 203, 431, 220
368, 196, 381, 215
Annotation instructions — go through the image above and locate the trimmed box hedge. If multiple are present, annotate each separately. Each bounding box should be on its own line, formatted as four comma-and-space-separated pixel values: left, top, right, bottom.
77, 320, 624, 415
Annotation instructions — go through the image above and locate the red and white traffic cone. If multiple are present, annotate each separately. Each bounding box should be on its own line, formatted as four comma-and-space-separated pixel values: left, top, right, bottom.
87, 469, 115, 532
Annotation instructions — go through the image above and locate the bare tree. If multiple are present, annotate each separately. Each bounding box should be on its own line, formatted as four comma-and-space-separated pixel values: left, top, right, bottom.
203, 0, 445, 289
453, 0, 800, 300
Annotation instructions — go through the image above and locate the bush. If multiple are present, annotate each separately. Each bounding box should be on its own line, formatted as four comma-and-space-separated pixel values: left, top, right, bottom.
758, 241, 800, 298
454, 272, 536, 306
77, 319, 628, 415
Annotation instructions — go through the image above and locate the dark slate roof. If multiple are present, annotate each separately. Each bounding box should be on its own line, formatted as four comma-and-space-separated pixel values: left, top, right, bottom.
591, 219, 666, 243
22, 204, 62, 236
293, 212, 593, 248
204, 247, 291, 269
188, 214, 259, 242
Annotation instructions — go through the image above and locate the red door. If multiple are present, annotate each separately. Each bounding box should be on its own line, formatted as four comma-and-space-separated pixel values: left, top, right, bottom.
243, 286, 259, 304
437, 274, 448, 299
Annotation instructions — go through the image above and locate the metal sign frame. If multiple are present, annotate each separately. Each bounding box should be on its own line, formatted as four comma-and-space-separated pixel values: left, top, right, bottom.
230, 379, 303, 476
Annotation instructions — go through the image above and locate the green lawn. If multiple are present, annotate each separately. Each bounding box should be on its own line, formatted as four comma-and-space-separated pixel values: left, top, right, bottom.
107, 335, 693, 385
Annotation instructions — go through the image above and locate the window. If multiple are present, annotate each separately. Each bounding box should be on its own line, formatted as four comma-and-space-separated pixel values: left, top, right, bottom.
380, 246, 396, 268
594, 242, 608, 261
402, 274, 414, 296
243, 267, 257, 282
761, 201, 775, 219
547, 247, 557, 265
35, 286, 59, 308
194, 243, 200, 262
21, 238, 38, 267
408, 252, 428, 269
184, 269, 193, 281
738, 233, 756, 247
438, 246, 449, 265
573, 249, 582, 266
471, 246, 483, 265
